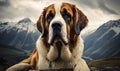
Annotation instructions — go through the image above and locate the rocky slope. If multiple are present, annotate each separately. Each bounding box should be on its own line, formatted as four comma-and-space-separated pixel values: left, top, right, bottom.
83, 19, 120, 60
0, 18, 40, 53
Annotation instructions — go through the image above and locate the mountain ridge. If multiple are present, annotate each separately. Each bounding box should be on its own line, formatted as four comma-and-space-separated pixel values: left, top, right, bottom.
83, 19, 120, 60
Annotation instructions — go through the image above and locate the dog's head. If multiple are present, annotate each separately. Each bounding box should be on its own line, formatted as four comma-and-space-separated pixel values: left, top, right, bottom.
37, 3, 88, 62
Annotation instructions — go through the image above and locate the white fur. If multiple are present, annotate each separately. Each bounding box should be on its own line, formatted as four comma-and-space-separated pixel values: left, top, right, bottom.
37, 36, 89, 71
36, 35, 49, 69
47, 45, 58, 61
48, 3, 68, 44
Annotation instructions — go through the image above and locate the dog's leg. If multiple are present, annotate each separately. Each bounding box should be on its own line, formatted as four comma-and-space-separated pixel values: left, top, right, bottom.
6, 48, 38, 71
6, 63, 31, 71
74, 59, 90, 71
6, 55, 32, 71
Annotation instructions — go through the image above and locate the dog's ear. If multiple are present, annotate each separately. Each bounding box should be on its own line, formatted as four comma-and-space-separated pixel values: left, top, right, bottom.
73, 6, 88, 35
36, 15, 44, 33
36, 9, 46, 36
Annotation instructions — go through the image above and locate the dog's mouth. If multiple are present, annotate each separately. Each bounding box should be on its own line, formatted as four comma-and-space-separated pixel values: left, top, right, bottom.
49, 32, 68, 45
47, 31, 71, 62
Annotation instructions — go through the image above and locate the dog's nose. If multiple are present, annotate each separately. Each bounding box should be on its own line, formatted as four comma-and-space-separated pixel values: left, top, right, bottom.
52, 22, 62, 32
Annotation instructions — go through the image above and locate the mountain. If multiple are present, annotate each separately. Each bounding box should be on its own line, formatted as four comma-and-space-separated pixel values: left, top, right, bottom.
17, 18, 33, 24
83, 19, 120, 60
0, 18, 41, 71
0, 18, 40, 54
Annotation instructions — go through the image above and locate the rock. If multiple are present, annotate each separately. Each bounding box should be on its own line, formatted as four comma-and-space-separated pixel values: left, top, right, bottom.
90, 67, 120, 71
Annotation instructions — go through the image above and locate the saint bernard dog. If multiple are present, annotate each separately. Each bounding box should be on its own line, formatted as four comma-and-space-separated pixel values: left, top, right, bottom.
7, 2, 89, 71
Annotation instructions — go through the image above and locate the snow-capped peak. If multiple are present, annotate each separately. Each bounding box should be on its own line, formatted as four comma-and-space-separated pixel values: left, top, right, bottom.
17, 18, 33, 24
112, 27, 120, 37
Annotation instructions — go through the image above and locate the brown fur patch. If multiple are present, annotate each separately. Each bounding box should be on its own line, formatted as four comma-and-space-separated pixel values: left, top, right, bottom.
20, 48, 39, 69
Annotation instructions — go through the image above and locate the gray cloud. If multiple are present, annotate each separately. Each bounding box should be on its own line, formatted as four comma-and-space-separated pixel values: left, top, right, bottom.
0, 0, 41, 22
97, 0, 118, 14
75, 0, 120, 15
0, 0, 10, 7
0, 0, 119, 24
104, 0, 120, 14
75, 0, 97, 8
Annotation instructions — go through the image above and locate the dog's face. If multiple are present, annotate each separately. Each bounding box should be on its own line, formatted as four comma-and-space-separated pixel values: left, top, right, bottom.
37, 3, 88, 62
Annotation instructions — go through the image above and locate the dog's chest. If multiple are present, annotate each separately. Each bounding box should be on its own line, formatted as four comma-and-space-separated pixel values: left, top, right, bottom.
38, 57, 75, 70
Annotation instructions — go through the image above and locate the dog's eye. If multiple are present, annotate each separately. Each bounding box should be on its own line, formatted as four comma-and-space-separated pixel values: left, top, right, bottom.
47, 12, 54, 23
62, 10, 71, 23
63, 13, 71, 22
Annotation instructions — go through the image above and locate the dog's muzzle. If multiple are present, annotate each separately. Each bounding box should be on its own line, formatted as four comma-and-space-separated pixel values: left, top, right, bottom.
49, 20, 68, 45
50, 21, 62, 44
52, 21, 62, 37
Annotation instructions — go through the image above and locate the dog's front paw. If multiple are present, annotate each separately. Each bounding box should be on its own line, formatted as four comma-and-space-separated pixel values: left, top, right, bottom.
74, 59, 90, 71
6, 63, 31, 71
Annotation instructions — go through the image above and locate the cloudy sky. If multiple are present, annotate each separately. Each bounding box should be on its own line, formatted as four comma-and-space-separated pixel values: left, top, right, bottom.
0, 0, 120, 32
